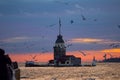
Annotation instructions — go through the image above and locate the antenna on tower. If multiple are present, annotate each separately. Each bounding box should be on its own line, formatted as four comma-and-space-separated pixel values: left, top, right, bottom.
59, 18, 61, 35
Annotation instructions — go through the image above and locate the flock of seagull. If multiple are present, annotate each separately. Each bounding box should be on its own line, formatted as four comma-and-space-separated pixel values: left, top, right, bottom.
18, 0, 120, 61
0, 0, 120, 61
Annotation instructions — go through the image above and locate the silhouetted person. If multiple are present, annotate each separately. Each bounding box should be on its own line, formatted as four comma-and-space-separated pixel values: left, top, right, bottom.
12, 61, 20, 80
12, 62, 18, 69
0, 48, 12, 80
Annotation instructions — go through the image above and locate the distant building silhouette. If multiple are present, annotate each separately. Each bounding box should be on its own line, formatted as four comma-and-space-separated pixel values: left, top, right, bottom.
103, 57, 120, 62
102, 53, 120, 62
49, 18, 81, 66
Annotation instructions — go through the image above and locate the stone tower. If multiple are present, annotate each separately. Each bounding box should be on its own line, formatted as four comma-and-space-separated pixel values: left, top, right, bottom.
53, 18, 66, 66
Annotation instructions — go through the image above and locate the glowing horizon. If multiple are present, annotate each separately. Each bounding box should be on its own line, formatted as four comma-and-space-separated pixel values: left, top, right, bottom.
9, 48, 120, 63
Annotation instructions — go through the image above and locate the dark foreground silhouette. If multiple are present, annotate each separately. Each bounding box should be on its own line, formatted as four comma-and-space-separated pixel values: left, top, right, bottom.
0, 48, 20, 80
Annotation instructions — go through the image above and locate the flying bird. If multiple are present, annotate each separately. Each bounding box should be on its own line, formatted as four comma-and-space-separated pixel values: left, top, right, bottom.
70, 20, 74, 24
65, 39, 70, 43
118, 25, 120, 29
48, 23, 57, 27
103, 54, 107, 59
32, 55, 37, 59
26, 55, 38, 62
109, 43, 115, 47
103, 54, 107, 57
30, 55, 37, 60
66, 44, 72, 48
108, 53, 113, 58
94, 19, 97, 21
41, 48, 49, 53
64, 2, 69, 5
78, 50, 86, 56
109, 43, 119, 48
54, 1, 70, 5
81, 15, 86, 20
113, 45, 119, 48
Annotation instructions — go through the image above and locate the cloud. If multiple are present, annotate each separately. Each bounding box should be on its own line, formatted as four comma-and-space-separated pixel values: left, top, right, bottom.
21, 11, 40, 17
23, 12, 34, 16
101, 48, 120, 53
0, 36, 43, 43
74, 3, 101, 15
21, 0, 56, 2
70, 38, 104, 44
65, 10, 76, 14
0, 37, 31, 43
75, 4, 84, 10
69, 38, 120, 44
0, 36, 49, 43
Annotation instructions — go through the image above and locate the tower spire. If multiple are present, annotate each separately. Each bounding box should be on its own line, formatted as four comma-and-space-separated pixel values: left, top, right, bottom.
59, 18, 61, 35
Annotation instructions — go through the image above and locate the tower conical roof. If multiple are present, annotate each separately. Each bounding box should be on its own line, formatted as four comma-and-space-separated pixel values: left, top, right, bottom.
55, 34, 64, 43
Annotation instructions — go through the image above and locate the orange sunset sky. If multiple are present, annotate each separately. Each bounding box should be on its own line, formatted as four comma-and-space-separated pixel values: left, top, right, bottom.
9, 48, 120, 63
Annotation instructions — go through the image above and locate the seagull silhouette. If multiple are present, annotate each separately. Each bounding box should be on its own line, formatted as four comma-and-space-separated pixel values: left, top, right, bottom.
81, 15, 86, 20
79, 50, 86, 56
66, 44, 72, 48
94, 19, 97, 21
70, 20, 74, 24
48, 23, 57, 27
118, 25, 120, 29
